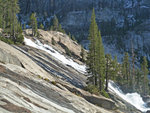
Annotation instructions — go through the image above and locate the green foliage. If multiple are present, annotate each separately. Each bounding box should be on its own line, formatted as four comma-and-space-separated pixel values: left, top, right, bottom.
23, 24, 26, 30
58, 24, 65, 33
122, 52, 130, 84
15, 23, 24, 44
0, 0, 24, 44
86, 9, 105, 91
71, 35, 76, 41
51, 81, 57, 85
85, 84, 100, 95
68, 32, 71, 38
0, 36, 14, 44
44, 78, 50, 82
80, 46, 85, 62
141, 56, 149, 95
39, 23, 44, 29
16, 34, 24, 44
52, 15, 59, 31
65, 46, 72, 57
101, 89, 110, 98
51, 37, 56, 45
38, 75, 43, 79
50, 15, 66, 33
111, 56, 120, 80
105, 54, 112, 91
30, 13, 38, 36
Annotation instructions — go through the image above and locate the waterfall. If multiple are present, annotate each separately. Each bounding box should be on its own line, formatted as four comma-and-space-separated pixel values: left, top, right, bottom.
108, 81, 150, 112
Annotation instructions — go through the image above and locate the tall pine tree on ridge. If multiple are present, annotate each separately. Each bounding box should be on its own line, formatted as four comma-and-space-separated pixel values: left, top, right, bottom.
86, 9, 106, 92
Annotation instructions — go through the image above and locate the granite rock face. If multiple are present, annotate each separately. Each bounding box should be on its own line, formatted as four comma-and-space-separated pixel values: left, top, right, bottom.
0, 48, 22, 67
0, 30, 142, 113
0, 40, 117, 113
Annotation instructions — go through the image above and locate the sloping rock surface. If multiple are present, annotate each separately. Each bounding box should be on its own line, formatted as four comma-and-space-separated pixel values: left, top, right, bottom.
0, 31, 141, 113
0, 40, 120, 113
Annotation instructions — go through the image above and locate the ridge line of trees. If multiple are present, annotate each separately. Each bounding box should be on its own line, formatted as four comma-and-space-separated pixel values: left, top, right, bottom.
0, 0, 23, 44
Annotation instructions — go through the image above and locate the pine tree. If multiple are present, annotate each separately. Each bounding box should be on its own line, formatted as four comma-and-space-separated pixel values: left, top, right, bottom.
51, 37, 56, 45
23, 24, 26, 30
52, 15, 58, 31
0, 0, 2, 28
105, 54, 112, 91
58, 24, 62, 32
111, 56, 119, 80
50, 15, 65, 33
141, 56, 149, 95
0, 0, 6, 31
30, 13, 38, 36
16, 23, 24, 43
80, 46, 85, 62
0, 0, 24, 44
86, 8, 99, 86
135, 68, 143, 93
86, 9, 105, 91
10, 0, 20, 39
96, 31, 106, 91
122, 52, 130, 84
58, 24, 65, 33
71, 35, 76, 41
68, 32, 71, 38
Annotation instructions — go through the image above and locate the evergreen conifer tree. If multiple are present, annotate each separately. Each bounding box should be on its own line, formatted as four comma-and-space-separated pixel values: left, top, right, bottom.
68, 32, 71, 38
141, 56, 149, 95
135, 68, 143, 93
53, 15, 58, 31
30, 13, 38, 36
0, 0, 24, 44
122, 52, 130, 84
86, 9, 105, 91
96, 31, 106, 91
58, 24, 65, 33
71, 35, 76, 41
0, 0, 2, 28
80, 46, 85, 62
86, 8, 99, 86
111, 56, 119, 80
105, 54, 112, 91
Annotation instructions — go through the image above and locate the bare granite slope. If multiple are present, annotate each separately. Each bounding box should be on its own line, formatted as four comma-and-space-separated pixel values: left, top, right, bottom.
0, 30, 141, 113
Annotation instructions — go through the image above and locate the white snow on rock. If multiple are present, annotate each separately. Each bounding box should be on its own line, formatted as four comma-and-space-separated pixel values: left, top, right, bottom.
24, 37, 86, 74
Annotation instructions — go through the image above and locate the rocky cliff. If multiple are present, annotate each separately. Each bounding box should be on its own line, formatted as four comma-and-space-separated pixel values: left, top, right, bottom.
0, 30, 141, 113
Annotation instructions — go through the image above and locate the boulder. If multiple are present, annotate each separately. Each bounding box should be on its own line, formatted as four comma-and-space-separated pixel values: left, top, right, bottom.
84, 95, 117, 110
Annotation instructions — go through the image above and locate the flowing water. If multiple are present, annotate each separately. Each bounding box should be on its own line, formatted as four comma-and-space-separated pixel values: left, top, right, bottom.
108, 81, 150, 112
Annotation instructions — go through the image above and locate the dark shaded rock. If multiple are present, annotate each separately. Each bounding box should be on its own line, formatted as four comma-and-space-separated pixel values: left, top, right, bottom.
147, 102, 150, 107
84, 95, 116, 110
60, 82, 117, 110
142, 96, 150, 103
146, 110, 150, 113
